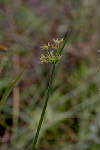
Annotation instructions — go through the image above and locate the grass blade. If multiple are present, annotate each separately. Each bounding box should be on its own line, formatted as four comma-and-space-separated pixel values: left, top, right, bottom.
0, 66, 27, 106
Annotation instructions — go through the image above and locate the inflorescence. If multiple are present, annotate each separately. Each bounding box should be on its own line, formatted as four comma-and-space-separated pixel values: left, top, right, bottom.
40, 38, 63, 64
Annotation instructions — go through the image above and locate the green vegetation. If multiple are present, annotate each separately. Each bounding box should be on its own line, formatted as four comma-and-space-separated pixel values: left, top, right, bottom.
0, 0, 99, 150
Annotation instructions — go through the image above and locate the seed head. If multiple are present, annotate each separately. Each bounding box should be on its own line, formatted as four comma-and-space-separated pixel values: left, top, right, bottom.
52, 38, 63, 50
40, 38, 63, 64
40, 43, 50, 51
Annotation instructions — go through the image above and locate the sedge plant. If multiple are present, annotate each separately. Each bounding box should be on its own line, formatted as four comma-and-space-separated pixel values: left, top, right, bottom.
32, 33, 70, 150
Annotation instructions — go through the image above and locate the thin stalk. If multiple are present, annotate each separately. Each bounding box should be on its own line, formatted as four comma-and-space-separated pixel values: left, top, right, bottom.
32, 64, 56, 150
60, 30, 71, 55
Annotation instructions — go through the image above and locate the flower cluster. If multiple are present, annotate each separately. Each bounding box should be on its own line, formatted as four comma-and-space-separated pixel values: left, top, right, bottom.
40, 38, 63, 64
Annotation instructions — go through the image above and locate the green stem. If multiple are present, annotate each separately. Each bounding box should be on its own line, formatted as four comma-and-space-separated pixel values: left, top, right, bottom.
32, 64, 56, 150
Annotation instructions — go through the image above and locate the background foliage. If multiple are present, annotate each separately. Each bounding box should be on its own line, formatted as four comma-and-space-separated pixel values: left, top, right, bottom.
0, 0, 99, 149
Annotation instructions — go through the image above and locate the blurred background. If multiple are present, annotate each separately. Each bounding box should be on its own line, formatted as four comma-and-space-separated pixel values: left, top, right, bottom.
0, 0, 99, 150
